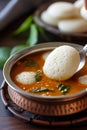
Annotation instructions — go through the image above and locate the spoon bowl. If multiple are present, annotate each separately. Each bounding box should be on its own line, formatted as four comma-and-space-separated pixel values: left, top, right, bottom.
77, 44, 87, 72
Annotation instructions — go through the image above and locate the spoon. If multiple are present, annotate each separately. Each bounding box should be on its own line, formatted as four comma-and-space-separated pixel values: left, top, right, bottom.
77, 44, 87, 72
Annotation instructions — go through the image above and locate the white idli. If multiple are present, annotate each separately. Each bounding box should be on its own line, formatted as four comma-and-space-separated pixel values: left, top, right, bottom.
73, 0, 84, 9
43, 45, 80, 81
46, 2, 79, 19
78, 75, 87, 85
58, 18, 87, 33
41, 11, 59, 26
80, 6, 87, 20
16, 72, 36, 84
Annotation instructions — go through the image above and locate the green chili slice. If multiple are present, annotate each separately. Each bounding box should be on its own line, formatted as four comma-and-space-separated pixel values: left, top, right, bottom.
33, 87, 54, 93
57, 84, 71, 95
26, 59, 39, 69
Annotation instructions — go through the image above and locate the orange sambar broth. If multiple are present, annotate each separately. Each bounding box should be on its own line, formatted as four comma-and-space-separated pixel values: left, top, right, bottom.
11, 51, 87, 96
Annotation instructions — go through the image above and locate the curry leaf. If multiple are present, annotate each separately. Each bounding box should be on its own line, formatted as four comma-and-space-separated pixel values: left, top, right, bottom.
26, 23, 38, 46
57, 84, 71, 95
35, 70, 42, 81
36, 25, 49, 41
26, 60, 39, 69
0, 47, 11, 69
13, 16, 33, 35
33, 87, 54, 93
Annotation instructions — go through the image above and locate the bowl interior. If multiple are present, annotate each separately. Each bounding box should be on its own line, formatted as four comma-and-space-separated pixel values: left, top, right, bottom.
3, 42, 87, 101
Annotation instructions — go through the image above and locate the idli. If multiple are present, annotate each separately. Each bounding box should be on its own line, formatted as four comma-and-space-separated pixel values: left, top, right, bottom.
43, 45, 80, 81
16, 71, 36, 84
78, 75, 87, 85
80, 6, 87, 20
58, 18, 87, 33
46, 2, 79, 19
74, 0, 84, 9
41, 11, 59, 26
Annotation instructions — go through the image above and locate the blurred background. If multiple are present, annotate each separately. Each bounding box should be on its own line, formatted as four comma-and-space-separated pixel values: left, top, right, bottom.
0, 0, 77, 47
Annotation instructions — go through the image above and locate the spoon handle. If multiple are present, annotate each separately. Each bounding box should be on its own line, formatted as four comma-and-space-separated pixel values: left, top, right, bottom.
83, 44, 87, 53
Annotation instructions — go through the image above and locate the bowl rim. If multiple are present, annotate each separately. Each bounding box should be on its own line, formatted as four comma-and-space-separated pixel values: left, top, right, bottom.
3, 42, 87, 101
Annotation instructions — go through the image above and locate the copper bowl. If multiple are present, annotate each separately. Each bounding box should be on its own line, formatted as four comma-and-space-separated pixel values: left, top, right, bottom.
3, 42, 87, 116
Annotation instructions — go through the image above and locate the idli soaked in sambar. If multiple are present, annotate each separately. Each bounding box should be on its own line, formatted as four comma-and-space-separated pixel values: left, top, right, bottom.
11, 45, 87, 96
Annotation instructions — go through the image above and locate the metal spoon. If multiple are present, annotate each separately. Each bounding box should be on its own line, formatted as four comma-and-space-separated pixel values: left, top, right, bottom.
77, 44, 87, 72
